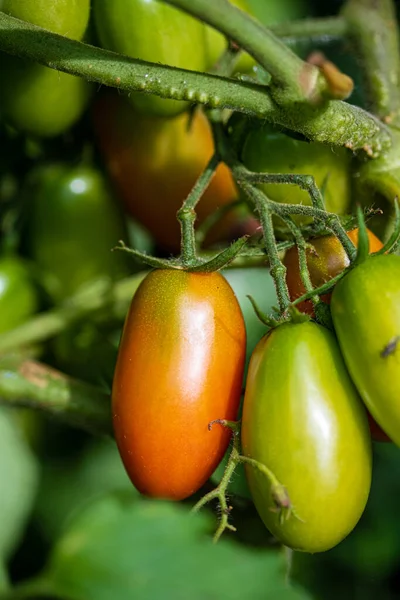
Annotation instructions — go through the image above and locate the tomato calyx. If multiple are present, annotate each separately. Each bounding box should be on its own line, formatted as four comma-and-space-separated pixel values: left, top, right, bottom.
115, 234, 249, 273
246, 295, 281, 329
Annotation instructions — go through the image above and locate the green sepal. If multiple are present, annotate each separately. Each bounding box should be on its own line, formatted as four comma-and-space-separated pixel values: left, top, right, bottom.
188, 235, 249, 272
246, 294, 280, 328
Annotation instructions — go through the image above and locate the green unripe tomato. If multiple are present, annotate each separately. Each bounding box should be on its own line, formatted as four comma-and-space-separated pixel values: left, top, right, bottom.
0, 0, 91, 137
0, 0, 89, 39
0, 58, 91, 138
331, 254, 400, 447
93, 0, 207, 118
242, 321, 372, 553
27, 164, 129, 303
0, 256, 38, 334
242, 126, 352, 225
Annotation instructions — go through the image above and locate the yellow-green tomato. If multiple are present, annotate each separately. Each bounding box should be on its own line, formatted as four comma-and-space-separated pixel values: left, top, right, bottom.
0, 256, 38, 333
241, 321, 372, 553
0, 0, 90, 39
242, 126, 351, 225
204, 0, 255, 73
93, 0, 207, 118
0, 59, 91, 138
331, 254, 400, 447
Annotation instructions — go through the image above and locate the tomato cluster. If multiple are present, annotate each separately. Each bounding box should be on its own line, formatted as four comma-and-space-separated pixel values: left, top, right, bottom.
112, 228, 400, 554
1, 0, 398, 562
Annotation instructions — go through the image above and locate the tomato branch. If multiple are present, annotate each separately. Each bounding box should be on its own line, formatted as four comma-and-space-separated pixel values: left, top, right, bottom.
0, 12, 391, 156
272, 17, 348, 45
0, 355, 111, 436
342, 0, 400, 126
163, 0, 332, 104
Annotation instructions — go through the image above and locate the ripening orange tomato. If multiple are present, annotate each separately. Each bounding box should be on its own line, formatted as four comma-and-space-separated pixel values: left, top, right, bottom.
93, 93, 240, 252
112, 269, 246, 500
284, 228, 383, 316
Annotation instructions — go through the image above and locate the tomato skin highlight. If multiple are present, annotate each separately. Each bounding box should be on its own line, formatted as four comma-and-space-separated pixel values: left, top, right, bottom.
331, 254, 400, 447
241, 321, 372, 553
112, 270, 246, 500
93, 93, 239, 252
284, 228, 383, 316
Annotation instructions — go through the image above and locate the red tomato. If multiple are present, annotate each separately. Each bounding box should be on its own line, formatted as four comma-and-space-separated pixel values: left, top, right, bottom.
284, 228, 383, 316
112, 269, 246, 500
93, 93, 240, 252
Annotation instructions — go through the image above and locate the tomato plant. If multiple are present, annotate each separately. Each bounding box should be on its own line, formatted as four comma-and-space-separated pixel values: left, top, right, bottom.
93, 0, 207, 118
331, 254, 400, 447
284, 228, 383, 315
241, 125, 352, 225
112, 269, 246, 500
0, 0, 91, 137
2, 0, 400, 595
241, 321, 372, 553
93, 93, 240, 252
27, 163, 129, 302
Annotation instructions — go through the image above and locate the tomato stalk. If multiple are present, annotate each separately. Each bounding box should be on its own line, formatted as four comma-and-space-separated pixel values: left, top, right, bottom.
177, 153, 220, 267
192, 419, 295, 542
163, 0, 351, 105
0, 355, 111, 436
272, 17, 348, 46
280, 217, 320, 312
0, 13, 391, 155
237, 180, 291, 314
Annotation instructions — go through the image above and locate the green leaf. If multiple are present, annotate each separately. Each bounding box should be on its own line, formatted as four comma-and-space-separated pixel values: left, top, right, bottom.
0, 407, 39, 560
41, 494, 310, 600
34, 438, 136, 542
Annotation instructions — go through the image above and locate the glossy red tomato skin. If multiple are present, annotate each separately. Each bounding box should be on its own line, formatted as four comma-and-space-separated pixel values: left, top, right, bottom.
284, 228, 383, 316
242, 321, 372, 553
93, 93, 239, 252
331, 254, 400, 447
112, 269, 246, 500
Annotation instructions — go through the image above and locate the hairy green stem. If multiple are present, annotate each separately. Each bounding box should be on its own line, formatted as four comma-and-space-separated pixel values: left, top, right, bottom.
342, 0, 400, 126
177, 153, 220, 266
0, 355, 111, 436
238, 181, 291, 313
0, 13, 391, 155
281, 217, 320, 308
243, 171, 325, 210
272, 16, 348, 42
164, 0, 328, 103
